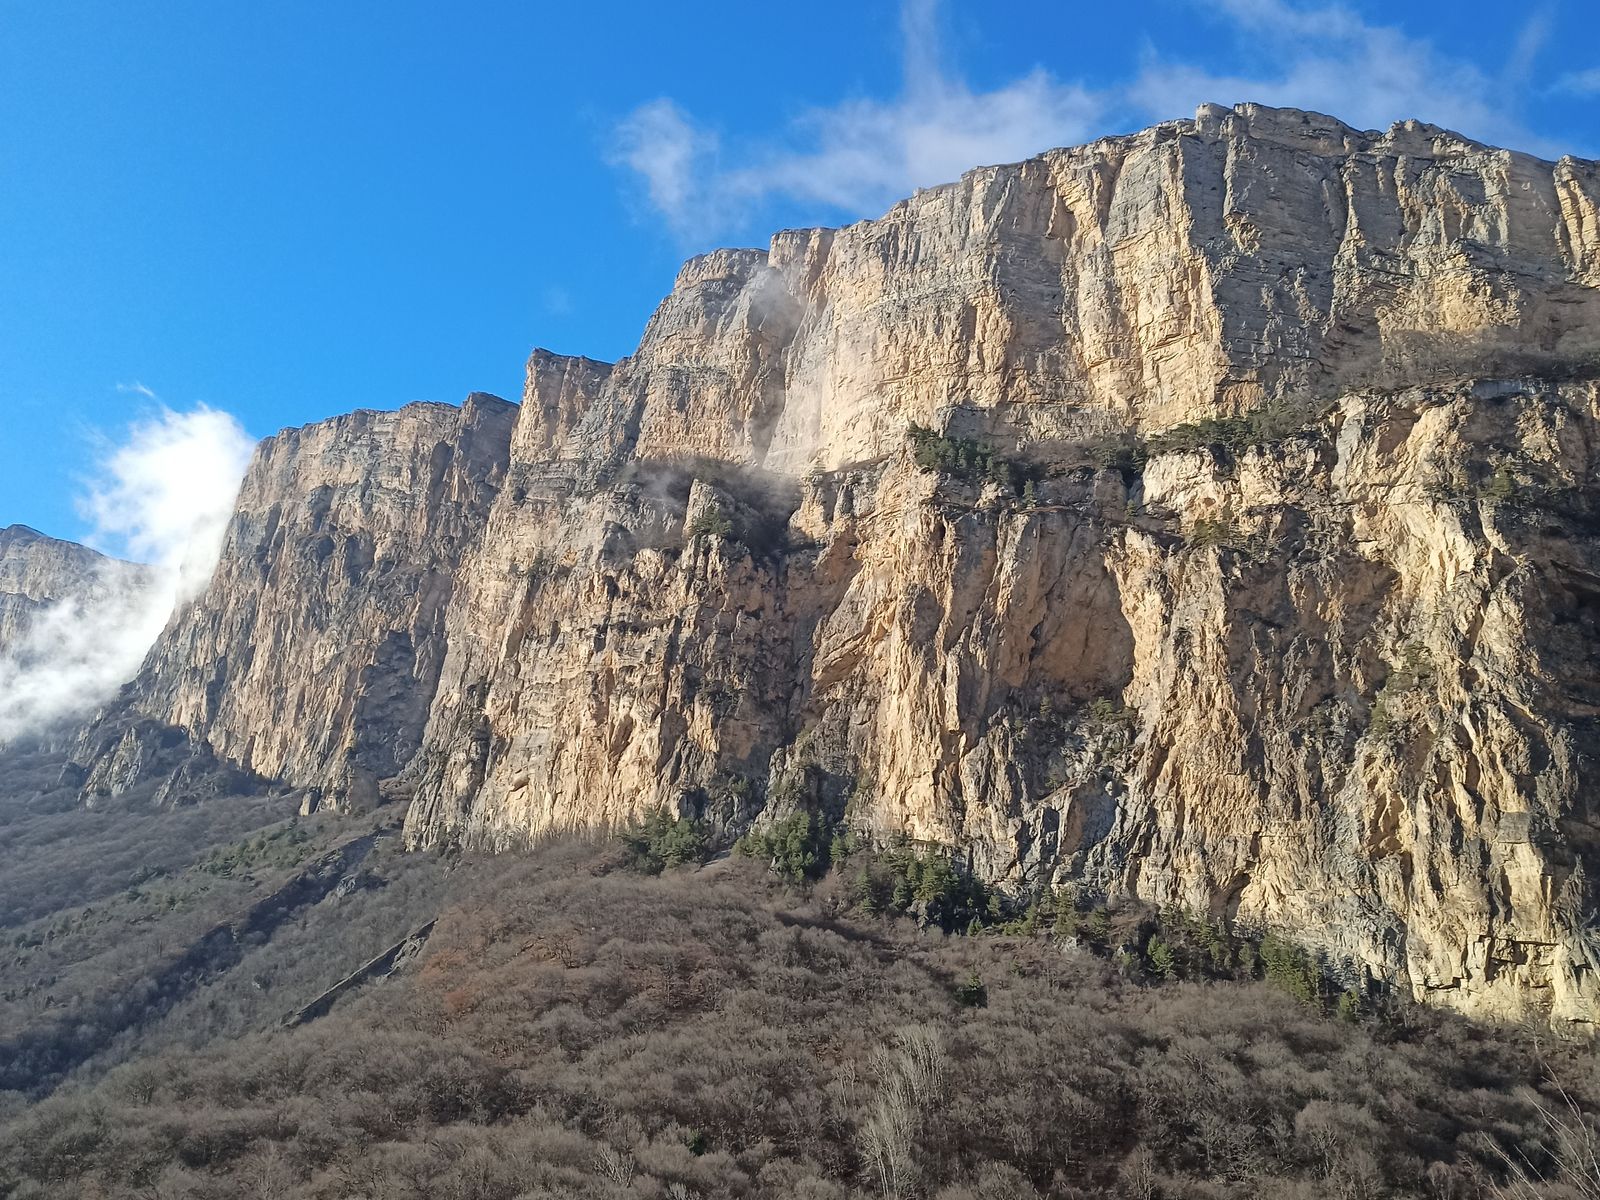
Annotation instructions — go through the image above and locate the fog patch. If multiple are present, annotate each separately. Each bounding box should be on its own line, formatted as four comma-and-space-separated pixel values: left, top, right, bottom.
0, 406, 255, 742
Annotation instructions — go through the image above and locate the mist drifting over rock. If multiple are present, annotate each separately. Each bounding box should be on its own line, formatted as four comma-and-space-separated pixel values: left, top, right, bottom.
0, 407, 253, 742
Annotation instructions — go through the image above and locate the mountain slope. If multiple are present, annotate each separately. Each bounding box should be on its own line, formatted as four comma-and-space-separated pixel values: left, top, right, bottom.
5, 837, 1598, 1200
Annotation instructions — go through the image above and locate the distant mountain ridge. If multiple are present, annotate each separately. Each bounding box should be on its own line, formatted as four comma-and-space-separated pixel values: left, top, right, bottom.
0, 524, 151, 657
29, 103, 1600, 1028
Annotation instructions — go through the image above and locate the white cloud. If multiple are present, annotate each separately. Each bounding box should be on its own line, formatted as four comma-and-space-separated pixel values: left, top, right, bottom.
0, 406, 255, 742
610, 0, 1568, 242
80, 405, 255, 598
1130, 0, 1563, 157
610, 0, 1103, 239
724, 69, 1102, 214
609, 99, 720, 234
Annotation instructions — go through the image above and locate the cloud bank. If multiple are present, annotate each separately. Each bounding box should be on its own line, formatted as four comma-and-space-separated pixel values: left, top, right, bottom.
0, 405, 255, 742
612, 0, 1569, 242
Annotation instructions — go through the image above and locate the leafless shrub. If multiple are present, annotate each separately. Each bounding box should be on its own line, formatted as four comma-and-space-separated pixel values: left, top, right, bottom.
593, 1144, 637, 1187
859, 1025, 949, 1198
1494, 1083, 1600, 1199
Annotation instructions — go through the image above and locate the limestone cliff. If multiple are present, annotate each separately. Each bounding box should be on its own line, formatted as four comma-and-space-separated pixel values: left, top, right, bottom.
77, 396, 515, 808
403, 104, 1600, 1027
72, 103, 1600, 1027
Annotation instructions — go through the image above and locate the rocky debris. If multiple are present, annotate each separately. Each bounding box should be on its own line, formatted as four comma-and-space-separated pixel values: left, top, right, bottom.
280, 918, 436, 1027
70, 714, 267, 806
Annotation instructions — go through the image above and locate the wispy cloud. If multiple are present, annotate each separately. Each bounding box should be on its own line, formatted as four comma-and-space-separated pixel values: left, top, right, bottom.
611, 0, 1568, 243
609, 0, 1103, 239
610, 99, 721, 234
1130, 0, 1564, 158
1553, 66, 1600, 96
1502, 5, 1556, 90
0, 406, 255, 742
539, 285, 575, 318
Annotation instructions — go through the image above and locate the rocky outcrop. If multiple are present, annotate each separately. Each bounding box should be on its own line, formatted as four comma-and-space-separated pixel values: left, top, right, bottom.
77, 395, 516, 810
0, 525, 150, 657
69, 103, 1600, 1027
281, 919, 436, 1027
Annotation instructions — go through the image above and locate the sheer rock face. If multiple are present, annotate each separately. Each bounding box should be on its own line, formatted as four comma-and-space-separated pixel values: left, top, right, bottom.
92, 395, 516, 810
534, 101, 1600, 486
0, 525, 149, 656
76, 103, 1600, 1026
401, 104, 1600, 1027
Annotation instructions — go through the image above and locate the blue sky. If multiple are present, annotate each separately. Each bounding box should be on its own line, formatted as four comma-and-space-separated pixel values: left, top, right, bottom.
3, 0, 1597, 548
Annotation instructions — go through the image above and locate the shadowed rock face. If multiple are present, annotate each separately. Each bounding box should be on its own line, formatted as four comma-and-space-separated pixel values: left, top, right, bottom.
75, 104, 1600, 1026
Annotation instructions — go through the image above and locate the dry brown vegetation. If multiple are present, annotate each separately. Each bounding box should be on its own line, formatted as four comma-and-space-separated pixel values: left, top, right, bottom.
0, 819, 1597, 1200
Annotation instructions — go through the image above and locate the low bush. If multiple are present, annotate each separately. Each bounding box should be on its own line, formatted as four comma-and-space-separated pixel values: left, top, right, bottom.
1089, 401, 1311, 478
198, 823, 316, 877
845, 844, 999, 933
1259, 931, 1327, 1005
686, 503, 734, 539
954, 970, 988, 1008
906, 424, 1039, 493
1145, 401, 1306, 457
734, 810, 832, 884
619, 809, 710, 873
1188, 515, 1244, 549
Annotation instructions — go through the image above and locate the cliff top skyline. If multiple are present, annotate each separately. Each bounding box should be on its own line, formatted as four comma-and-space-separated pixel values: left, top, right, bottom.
4, 0, 1599, 551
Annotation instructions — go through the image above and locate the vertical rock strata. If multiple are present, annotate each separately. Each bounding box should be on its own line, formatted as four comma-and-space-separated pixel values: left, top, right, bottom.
93, 395, 515, 809
89, 104, 1600, 1025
